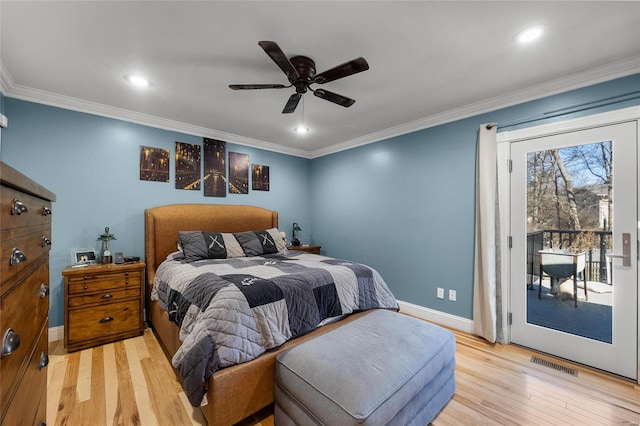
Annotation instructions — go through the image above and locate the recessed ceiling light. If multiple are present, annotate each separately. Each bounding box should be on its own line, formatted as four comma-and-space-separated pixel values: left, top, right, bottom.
294, 126, 309, 134
516, 25, 544, 43
125, 74, 150, 87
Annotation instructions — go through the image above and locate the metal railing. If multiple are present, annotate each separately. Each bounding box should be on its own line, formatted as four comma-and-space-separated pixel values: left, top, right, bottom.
527, 229, 612, 287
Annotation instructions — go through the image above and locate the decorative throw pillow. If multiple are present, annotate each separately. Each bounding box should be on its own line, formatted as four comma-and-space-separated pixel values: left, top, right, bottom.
234, 229, 283, 257
266, 228, 287, 253
178, 231, 246, 262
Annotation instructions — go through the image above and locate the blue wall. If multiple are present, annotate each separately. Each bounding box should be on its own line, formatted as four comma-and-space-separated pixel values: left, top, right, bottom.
2, 73, 640, 328
310, 73, 640, 319
1, 100, 310, 327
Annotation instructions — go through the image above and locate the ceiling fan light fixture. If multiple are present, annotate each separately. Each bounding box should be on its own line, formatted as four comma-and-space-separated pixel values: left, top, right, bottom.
124, 74, 150, 87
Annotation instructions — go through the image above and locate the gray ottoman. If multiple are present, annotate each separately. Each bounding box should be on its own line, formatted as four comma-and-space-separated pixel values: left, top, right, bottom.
275, 309, 456, 425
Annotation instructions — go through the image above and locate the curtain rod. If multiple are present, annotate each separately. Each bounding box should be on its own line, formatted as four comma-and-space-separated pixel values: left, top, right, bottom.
487, 90, 640, 131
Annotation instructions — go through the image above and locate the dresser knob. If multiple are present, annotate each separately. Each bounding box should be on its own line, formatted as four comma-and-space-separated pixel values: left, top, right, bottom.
42, 206, 52, 216
38, 422, 46, 426
99, 317, 114, 323
10, 248, 27, 265
10, 198, 28, 215
42, 236, 52, 247
2, 329, 20, 358
101, 293, 113, 299
40, 283, 50, 298
39, 351, 49, 369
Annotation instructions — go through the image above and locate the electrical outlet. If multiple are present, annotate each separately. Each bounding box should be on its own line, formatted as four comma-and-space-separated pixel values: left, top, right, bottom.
449, 289, 457, 301
437, 287, 444, 299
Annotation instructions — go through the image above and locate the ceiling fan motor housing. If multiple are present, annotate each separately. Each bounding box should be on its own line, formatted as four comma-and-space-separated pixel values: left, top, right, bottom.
289, 56, 316, 93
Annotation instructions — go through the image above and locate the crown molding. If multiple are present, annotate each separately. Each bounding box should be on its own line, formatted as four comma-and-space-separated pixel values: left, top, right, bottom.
2, 56, 639, 160
0, 61, 15, 95
0, 63, 311, 159
310, 56, 640, 158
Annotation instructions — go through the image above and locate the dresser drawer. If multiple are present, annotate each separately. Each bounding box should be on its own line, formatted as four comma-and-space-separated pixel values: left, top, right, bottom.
0, 261, 49, 413
0, 225, 52, 293
68, 299, 141, 344
0, 321, 48, 425
0, 185, 52, 231
68, 286, 140, 307
67, 269, 141, 295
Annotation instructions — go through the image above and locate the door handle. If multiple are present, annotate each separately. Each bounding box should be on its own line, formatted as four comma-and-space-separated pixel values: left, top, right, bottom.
608, 232, 631, 267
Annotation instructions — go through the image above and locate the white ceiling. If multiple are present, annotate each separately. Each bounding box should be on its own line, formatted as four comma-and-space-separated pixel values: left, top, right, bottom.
2, 1, 639, 158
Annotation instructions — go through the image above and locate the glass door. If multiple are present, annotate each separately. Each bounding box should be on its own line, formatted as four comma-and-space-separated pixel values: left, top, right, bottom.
510, 121, 637, 379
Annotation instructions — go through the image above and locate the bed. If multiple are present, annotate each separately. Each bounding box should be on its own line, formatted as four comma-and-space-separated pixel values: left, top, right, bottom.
144, 203, 398, 425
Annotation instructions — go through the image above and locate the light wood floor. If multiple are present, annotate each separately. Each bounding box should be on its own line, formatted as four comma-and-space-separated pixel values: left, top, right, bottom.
48, 327, 640, 426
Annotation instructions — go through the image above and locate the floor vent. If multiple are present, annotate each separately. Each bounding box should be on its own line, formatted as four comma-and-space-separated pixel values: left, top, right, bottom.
530, 356, 578, 376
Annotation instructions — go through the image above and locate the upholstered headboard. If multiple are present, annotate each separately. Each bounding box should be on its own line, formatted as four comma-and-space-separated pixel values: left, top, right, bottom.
144, 204, 278, 286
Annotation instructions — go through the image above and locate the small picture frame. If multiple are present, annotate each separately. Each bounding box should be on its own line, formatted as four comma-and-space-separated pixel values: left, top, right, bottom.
71, 248, 96, 265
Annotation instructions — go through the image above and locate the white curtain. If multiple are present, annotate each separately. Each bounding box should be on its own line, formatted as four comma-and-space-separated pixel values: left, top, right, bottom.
473, 124, 502, 343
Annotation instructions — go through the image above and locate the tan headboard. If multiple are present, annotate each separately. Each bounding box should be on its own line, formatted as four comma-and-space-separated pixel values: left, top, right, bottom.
144, 204, 278, 286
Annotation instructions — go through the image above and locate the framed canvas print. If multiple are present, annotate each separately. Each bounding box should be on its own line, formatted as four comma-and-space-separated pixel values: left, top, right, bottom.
139, 146, 169, 182
252, 164, 270, 191
204, 138, 226, 197
175, 141, 201, 190
229, 152, 249, 194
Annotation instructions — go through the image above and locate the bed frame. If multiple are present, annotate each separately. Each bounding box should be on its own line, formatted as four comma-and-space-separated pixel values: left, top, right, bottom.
144, 204, 368, 425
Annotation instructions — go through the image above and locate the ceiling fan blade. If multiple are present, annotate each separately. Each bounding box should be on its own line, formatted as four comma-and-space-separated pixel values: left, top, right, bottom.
313, 89, 355, 108
313, 57, 369, 84
229, 84, 287, 90
258, 41, 300, 81
282, 93, 302, 114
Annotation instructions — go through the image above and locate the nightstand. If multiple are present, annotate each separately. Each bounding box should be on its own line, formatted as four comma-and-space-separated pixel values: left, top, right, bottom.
62, 262, 145, 352
290, 245, 321, 254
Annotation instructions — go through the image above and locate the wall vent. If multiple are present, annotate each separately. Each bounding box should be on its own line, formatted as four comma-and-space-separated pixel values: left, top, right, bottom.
530, 356, 578, 376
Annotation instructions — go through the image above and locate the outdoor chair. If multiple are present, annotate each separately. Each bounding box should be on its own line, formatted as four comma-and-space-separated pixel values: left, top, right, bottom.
538, 251, 587, 307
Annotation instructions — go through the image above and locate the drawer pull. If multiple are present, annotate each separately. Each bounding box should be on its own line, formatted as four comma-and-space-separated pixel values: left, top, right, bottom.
10, 248, 27, 265
10, 198, 28, 215
42, 206, 52, 216
39, 351, 49, 369
101, 293, 113, 299
39, 422, 46, 426
2, 329, 20, 358
42, 236, 52, 247
99, 317, 114, 323
40, 283, 50, 298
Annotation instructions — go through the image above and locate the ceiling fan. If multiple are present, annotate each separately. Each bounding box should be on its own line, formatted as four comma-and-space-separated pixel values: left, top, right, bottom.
229, 41, 369, 114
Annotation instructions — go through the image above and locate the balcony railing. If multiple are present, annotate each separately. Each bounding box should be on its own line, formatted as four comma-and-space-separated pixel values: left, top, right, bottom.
527, 229, 612, 287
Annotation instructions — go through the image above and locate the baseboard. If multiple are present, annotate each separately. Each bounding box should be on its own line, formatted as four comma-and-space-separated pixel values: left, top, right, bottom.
397, 300, 474, 334
49, 325, 64, 342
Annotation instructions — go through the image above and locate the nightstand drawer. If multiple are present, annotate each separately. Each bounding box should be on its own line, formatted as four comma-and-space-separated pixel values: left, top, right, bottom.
67, 270, 141, 295
68, 287, 140, 307
68, 300, 141, 343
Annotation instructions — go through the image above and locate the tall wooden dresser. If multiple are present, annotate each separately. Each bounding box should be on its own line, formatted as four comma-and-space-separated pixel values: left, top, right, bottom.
0, 162, 55, 425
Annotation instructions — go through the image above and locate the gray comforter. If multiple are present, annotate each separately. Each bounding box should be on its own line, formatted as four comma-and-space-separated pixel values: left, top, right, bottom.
151, 250, 399, 406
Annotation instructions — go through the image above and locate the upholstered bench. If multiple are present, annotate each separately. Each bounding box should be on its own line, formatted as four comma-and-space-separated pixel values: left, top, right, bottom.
274, 309, 456, 425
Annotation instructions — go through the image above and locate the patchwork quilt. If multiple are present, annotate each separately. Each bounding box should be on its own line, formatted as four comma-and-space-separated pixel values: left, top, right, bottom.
151, 250, 399, 406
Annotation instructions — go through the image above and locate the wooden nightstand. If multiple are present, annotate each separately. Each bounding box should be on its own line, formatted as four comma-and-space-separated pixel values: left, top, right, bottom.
290, 245, 321, 254
62, 262, 145, 352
